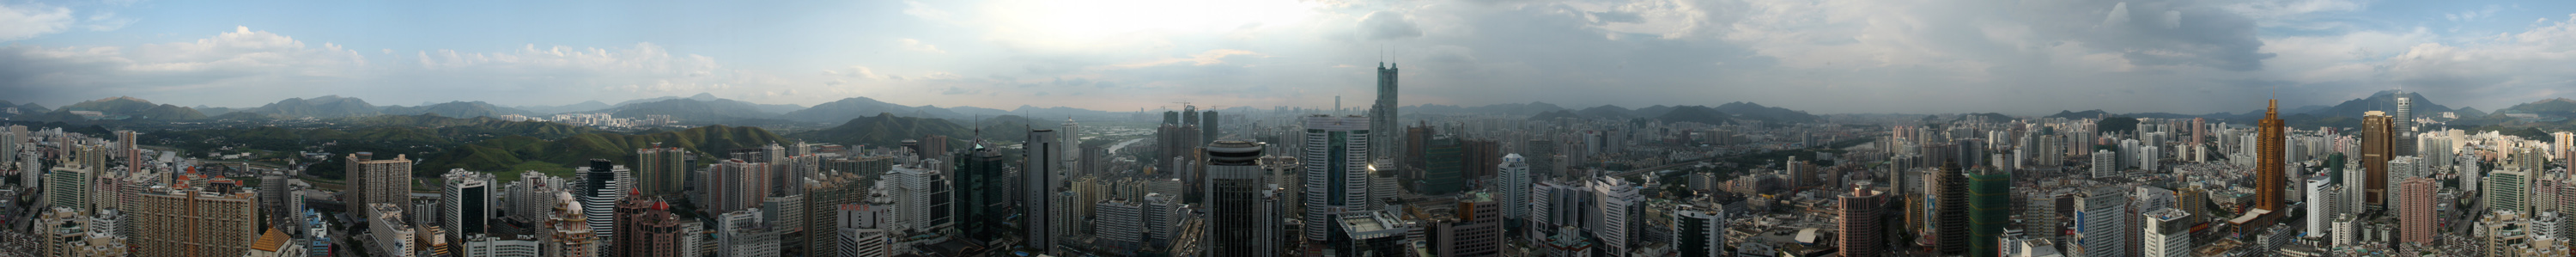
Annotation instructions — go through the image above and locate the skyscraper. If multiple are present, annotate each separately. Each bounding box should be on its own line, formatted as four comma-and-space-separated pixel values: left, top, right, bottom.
2399, 176, 2435, 245
1498, 154, 1531, 227
1202, 110, 1222, 144
2306, 176, 2337, 237
349, 153, 413, 217
951, 143, 1010, 239
635, 145, 688, 196
1838, 183, 1886, 257
2395, 93, 2415, 156
1063, 118, 1084, 176
440, 169, 495, 245
1967, 168, 2011, 257
1202, 141, 1273, 256
2254, 99, 2287, 229
1369, 63, 1401, 163
1025, 129, 1062, 250
2361, 111, 2392, 211
1303, 115, 1371, 242
1933, 162, 1967, 254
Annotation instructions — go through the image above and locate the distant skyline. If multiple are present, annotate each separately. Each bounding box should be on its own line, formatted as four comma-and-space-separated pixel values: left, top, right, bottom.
7, 0, 2576, 113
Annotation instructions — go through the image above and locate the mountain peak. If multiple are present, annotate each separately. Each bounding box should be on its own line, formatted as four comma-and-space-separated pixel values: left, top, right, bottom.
689, 93, 721, 101
93, 96, 149, 103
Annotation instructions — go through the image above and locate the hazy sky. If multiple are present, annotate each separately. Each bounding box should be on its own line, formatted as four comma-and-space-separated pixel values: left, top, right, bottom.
4, 0, 2575, 114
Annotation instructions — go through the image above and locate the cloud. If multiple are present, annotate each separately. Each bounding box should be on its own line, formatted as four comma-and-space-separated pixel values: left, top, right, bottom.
1361, 10, 1423, 40
0, 3, 75, 41
1104, 49, 1269, 69
899, 39, 945, 53
82, 12, 133, 31
826, 65, 891, 80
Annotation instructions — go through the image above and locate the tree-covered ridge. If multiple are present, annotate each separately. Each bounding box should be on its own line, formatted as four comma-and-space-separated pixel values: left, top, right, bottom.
416, 125, 790, 174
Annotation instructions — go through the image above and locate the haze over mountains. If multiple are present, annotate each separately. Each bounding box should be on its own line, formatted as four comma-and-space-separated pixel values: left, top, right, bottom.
15, 89, 2576, 129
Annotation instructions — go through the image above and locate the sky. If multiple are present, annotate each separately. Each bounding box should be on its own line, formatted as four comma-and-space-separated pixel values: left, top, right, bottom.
4, 0, 2576, 114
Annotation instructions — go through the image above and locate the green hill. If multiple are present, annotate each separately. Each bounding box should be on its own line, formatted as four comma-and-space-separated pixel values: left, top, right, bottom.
416, 125, 791, 174
789, 113, 975, 147
57, 96, 207, 120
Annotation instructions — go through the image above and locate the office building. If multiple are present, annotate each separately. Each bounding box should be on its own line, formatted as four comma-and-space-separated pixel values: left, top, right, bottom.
441, 169, 495, 244
2395, 95, 2415, 156
349, 153, 414, 217
2141, 208, 2190, 257
1303, 115, 1372, 242
1025, 129, 1063, 250
1369, 63, 1402, 163
2255, 100, 2287, 229
1676, 205, 1725, 257
2494, 169, 2530, 214
951, 143, 1010, 240
1202, 141, 1275, 256
2361, 111, 2392, 211
47, 165, 92, 211
635, 145, 688, 196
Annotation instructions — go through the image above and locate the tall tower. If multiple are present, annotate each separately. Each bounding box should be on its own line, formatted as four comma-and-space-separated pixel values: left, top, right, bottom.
2395, 93, 2415, 156
1202, 110, 1222, 144
1302, 115, 1371, 242
2254, 100, 2287, 229
1024, 129, 1062, 250
2361, 111, 2392, 211
1202, 141, 1271, 256
1370, 63, 1401, 163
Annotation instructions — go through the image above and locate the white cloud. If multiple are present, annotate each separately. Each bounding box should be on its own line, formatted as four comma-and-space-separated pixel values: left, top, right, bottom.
899, 39, 945, 53
0, 3, 75, 41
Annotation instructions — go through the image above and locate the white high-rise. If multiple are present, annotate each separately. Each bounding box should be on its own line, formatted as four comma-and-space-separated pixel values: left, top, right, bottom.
2142, 208, 2191, 257
2306, 176, 2338, 238
1301, 115, 1370, 242
440, 169, 495, 244
2074, 187, 2127, 257
1589, 176, 1640, 255
1498, 154, 1531, 223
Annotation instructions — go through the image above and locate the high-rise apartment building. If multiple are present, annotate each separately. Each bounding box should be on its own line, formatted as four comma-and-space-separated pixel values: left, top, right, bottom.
1838, 184, 1886, 257
2399, 176, 2436, 245
368, 204, 418, 257
2306, 176, 2337, 237
635, 145, 688, 196
131, 181, 259, 256
349, 153, 414, 217
1303, 115, 1371, 242
707, 159, 769, 215
612, 195, 682, 257
1202, 140, 1274, 256
2075, 187, 2129, 257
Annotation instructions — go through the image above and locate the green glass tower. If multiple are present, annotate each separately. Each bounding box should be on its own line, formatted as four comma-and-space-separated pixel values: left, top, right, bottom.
1421, 136, 1465, 195
1967, 168, 2012, 256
